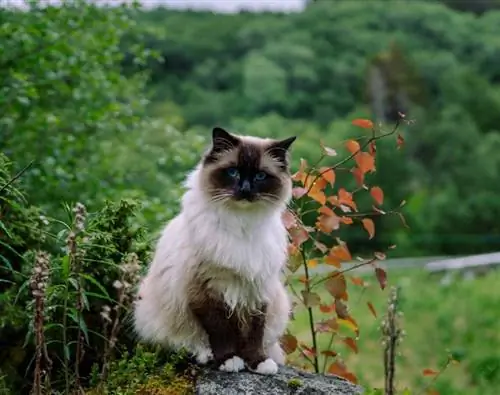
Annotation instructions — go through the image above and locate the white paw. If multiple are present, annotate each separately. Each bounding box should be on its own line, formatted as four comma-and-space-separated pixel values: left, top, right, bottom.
254, 358, 278, 375
195, 347, 213, 365
219, 356, 245, 372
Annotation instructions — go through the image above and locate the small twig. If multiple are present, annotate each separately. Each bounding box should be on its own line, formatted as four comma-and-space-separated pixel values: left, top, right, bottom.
295, 343, 316, 368
311, 258, 378, 288
416, 356, 453, 395
0, 160, 34, 194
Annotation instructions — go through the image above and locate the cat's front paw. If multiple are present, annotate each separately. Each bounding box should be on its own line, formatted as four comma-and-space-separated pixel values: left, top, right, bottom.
219, 356, 245, 372
252, 358, 279, 375
194, 347, 213, 365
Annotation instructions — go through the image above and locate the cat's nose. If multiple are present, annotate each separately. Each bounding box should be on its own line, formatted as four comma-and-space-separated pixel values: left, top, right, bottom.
240, 180, 251, 193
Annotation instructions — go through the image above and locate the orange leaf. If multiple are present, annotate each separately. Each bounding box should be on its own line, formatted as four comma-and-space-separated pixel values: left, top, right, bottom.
319, 303, 335, 313
325, 273, 346, 299
282, 210, 296, 229
362, 218, 375, 239
289, 225, 309, 247
280, 334, 298, 354
397, 133, 405, 149
307, 259, 318, 268
319, 167, 335, 186
304, 176, 327, 192
343, 337, 358, 353
308, 189, 326, 205
338, 188, 357, 210
367, 301, 377, 318
375, 267, 387, 290
300, 343, 317, 358
301, 290, 321, 308
339, 317, 358, 334
324, 255, 341, 268
352, 118, 374, 129
340, 216, 353, 225
287, 243, 299, 256
316, 318, 338, 333
351, 167, 365, 186
345, 139, 360, 154
316, 214, 340, 233
370, 186, 384, 205
319, 206, 335, 216
321, 350, 338, 357
422, 368, 439, 377
349, 276, 365, 286
292, 187, 307, 199
354, 152, 376, 174
292, 158, 308, 184
335, 299, 350, 319
330, 244, 352, 261
328, 361, 358, 384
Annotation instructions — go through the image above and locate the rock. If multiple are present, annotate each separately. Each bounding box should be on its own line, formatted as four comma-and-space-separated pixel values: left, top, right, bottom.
195, 365, 363, 395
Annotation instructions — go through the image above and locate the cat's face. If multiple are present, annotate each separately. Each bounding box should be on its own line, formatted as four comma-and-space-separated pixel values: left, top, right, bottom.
199, 127, 296, 209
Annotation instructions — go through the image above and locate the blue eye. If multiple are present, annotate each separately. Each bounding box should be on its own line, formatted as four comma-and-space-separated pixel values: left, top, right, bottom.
227, 167, 239, 178
254, 171, 267, 181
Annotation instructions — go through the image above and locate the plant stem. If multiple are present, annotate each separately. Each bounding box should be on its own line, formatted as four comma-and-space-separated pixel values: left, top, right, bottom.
0, 160, 33, 193
302, 249, 319, 373
61, 282, 70, 395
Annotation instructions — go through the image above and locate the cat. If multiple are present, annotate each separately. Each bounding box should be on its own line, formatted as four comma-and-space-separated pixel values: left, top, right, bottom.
133, 126, 296, 375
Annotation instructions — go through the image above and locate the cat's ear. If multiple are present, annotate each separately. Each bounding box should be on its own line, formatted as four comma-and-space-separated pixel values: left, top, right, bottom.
266, 136, 297, 164
211, 127, 240, 152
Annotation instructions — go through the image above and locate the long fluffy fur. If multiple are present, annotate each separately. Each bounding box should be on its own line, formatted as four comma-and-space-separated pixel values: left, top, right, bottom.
133, 135, 292, 365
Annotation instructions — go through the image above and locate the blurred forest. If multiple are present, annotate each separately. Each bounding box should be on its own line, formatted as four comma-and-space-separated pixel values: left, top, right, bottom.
2, 1, 500, 394
4, 0, 500, 258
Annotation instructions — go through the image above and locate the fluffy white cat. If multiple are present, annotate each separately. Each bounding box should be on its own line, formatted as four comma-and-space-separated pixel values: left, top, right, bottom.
133, 127, 296, 375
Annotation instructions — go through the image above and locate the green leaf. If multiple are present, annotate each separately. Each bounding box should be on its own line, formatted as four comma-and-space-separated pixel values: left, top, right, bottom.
80, 273, 110, 298
61, 255, 70, 279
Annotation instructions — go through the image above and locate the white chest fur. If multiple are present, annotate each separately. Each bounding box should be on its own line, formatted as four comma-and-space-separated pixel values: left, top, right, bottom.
181, 190, 288, 309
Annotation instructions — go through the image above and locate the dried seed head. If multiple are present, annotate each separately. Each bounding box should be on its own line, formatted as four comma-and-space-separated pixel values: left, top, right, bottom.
73, 202, 87, 232
30, 251, 51, 296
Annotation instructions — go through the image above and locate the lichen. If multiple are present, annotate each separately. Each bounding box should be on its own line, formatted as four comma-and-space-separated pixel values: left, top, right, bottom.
288, 377, 303, 389
135, 374, 195, 395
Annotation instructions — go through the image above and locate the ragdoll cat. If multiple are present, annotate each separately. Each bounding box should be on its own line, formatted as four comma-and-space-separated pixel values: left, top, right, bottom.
133, 127, 296, 375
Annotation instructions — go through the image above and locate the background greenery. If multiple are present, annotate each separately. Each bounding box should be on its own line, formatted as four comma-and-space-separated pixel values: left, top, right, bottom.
1, 0, 499, 394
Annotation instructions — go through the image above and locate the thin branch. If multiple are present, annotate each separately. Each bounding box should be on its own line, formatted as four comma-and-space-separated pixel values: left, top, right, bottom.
416, 356, 454, 395
301, 249, 320, 373
0, 160, 34, 193
310, 258, 378, 288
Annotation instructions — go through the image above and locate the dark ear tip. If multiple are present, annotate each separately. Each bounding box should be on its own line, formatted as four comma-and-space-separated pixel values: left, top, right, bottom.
281, 136, 297, 149
212, 126, 225, 136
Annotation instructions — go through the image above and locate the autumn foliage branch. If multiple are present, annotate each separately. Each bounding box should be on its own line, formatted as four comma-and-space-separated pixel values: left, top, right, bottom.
280, 114, 411, 384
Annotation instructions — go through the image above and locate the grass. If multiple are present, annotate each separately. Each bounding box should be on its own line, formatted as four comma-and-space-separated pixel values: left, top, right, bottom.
287, 265, 500, 395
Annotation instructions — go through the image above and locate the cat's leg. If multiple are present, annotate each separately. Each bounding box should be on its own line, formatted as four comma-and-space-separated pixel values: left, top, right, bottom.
263, 282, 291, 365
266, 341, 285, 365
188, 292, 245, 372
193, 344, 214, 365
238, 305, 279, 375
